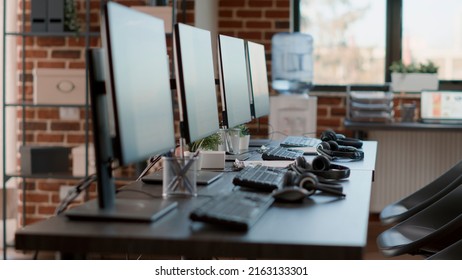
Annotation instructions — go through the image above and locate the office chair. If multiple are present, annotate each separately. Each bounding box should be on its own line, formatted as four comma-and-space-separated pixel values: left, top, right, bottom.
427, 238, 462, 260
377, 183, 462, 257
379, 160, 462, 225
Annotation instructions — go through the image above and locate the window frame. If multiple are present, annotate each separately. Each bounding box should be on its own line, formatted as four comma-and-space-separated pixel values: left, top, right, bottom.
294, 0, 462, 91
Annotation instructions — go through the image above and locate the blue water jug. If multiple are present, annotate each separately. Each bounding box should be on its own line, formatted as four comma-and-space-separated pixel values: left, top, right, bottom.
272, 32, 313, 94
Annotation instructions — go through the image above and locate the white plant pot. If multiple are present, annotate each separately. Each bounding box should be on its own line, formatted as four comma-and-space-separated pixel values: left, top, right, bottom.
239, 135, 250, 151
391, 73, 439, 93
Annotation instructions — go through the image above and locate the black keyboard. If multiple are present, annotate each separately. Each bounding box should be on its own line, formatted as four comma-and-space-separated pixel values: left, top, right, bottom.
189, 191, 274, 231
233, 165, 286, 192
261, 146, 304, 161
280, 136, 320, 147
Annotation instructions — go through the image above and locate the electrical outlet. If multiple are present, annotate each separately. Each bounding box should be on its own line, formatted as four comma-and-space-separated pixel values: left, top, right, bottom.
59, 185, 84, 201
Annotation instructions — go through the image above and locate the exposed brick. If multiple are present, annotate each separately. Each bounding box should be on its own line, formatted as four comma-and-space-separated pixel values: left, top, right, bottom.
317, 107, 328, 117
37, 61, 66, 68
236, 10, 263, 18
276, 0, 290, 8
16, 36, 34, 46
50, 121, 81, 131
37, 37, 66, 47
248, 0, 274, 8
246, 21, 272, 29
332, 107, 347, 116
36, 181, 62, 192
317, 117, 342, 127
16, 108, 36, 119
219, 10, 233, 18
219, 20, 244, 28
24, 205, 36, 215
36, 133, 65, 143
37, 108, 60, 119
18, 85, 33, 96
22, 49, 48, 58
68, 37, 86, 47
17, 61, 34, 71
219, 0, 246, 8
24, 193, 50, 203
19, 73, 33, 82
38, 205, 57, 215
51, 50, 81, 59
275, 21, 290, 29
318, 97, 344, 106
17, 133, 35, 142
67, 134, 88, 144
237, 31, 262, 40
265, 10, 290, 18
19, 121, 47, 131
69, 62, 86, 69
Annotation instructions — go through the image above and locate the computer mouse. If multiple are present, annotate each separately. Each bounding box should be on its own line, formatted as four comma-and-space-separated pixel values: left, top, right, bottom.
272, 187, 309, 203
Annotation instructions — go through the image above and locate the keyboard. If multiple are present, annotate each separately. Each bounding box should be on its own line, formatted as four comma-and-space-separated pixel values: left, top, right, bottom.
261, 146, 304, 161
233, 165, 286, 192
189, 191, 274, 231
280, 136, 320, 147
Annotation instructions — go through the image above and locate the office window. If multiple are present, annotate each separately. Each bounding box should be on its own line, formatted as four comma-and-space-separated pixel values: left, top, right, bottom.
403, 0, 462, 80
299, 0, 386, 85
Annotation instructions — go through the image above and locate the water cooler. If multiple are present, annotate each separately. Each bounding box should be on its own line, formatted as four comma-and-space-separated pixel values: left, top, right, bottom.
269, 32, 317, 140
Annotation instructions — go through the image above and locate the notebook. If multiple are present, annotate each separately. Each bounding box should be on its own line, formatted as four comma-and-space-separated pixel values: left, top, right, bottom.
420, 90, 462, 124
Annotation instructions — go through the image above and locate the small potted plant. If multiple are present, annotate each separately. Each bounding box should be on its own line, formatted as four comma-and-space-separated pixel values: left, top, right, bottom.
188, 132, 224, 170
236, 124, 250, 151
390, 60, 439, 92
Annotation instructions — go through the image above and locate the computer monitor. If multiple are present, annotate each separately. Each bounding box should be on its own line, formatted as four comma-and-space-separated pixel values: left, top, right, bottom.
66, 2, 177, 222
246, 41, 270, 119
217, 34, 252, 129
173, 23, 220, 146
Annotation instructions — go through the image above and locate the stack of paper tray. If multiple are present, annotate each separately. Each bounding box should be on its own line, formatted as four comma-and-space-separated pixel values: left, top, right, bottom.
347, 91, 394, 122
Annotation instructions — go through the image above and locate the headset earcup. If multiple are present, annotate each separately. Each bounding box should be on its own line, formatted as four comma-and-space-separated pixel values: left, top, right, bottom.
283, 170, 298, 186
297, 173, 318, 196
295, 156, 311, 170
321, 129, 337, 142
312, 155, 330, 171
327, 140, 339, 151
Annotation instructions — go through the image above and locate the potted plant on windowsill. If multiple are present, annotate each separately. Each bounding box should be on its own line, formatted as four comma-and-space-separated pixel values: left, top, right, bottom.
390, 60, 439, 93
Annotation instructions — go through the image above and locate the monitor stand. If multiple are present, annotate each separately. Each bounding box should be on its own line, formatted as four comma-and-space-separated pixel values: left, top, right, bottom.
65, 199, 178, 222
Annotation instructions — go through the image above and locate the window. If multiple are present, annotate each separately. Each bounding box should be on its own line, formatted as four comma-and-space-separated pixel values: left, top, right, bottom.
403, 0, 462, 80
299, 0, 386, 85
297, 0, 462, 86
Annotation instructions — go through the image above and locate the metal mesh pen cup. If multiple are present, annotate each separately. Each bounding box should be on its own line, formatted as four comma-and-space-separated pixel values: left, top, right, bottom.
162, 156, 197, 197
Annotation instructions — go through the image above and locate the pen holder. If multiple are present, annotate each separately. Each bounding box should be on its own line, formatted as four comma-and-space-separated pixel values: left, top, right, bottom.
162, 156, 198, 197
218, 128, 240, 154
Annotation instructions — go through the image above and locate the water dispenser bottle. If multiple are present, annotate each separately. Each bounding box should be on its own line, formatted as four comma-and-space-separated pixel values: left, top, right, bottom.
272, 32, 314, 94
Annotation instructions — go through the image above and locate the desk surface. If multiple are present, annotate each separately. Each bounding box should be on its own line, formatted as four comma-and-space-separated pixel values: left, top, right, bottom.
15, 143, 377, 260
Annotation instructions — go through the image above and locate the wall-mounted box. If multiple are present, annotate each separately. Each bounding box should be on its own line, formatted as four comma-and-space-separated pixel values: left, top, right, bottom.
33, 68, 86, 105
47, 0, 64, 32
72, 144, 95, 177
20, 146, 71, 175
131, 6, 173, 33
31, 0, 48, 32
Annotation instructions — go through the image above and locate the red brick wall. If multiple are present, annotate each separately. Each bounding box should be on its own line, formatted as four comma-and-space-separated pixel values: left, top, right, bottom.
218, 0, 291, 137
15, 0, 193, 225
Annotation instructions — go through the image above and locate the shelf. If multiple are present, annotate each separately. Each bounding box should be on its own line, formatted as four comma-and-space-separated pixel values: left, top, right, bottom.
5, 31, 100, 37
5, 103, 88, 108
344, 119, 462, 132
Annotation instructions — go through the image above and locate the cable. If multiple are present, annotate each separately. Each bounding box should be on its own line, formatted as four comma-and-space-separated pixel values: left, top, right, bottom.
136, 155, 162, 181
115, 188, 163, 199
54, 174, 97, 215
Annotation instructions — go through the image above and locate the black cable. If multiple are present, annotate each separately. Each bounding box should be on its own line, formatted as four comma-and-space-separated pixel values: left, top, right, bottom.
136, 155, 162, 181
54, 174, 97, 215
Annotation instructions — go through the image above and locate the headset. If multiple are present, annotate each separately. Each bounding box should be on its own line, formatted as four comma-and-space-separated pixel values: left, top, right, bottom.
316, 141, 364, 161
283, 170, 345, 197
320, 129, 363, 148
289, 155, 350, 180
